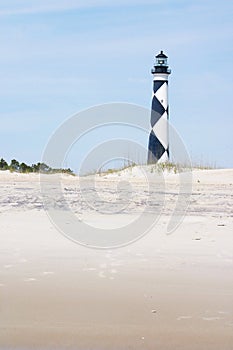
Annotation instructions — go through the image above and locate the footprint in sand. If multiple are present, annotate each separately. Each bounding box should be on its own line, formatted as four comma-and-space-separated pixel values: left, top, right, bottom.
42, 271, 54, 276
24, 278, 36, 282
202, 317, 222, 321
4, 264, 13, 269
97, 264, 118, 280
177, 316, 192, 321
98, 271, 106, 278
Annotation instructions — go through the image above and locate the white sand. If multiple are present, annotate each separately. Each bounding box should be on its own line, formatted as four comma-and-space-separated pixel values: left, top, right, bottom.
0, 168, 232, 349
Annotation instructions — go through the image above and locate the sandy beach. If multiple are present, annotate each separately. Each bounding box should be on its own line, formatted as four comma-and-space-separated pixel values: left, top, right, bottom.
0, 168, 233, 349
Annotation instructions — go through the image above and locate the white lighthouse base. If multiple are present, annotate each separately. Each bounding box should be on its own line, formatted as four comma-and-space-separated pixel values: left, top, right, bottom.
157, 151, 169, 163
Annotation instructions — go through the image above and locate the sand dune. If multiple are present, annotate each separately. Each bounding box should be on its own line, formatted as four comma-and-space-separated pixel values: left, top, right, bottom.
0, 168, 232, 349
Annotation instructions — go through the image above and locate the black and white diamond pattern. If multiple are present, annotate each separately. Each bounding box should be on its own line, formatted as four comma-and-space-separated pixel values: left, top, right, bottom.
148, 80, 169, 164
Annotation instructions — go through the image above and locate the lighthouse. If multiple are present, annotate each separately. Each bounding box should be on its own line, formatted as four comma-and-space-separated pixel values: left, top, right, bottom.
148, 50, 171, 164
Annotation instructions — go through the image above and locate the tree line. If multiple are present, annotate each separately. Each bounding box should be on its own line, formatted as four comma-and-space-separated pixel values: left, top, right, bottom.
0, 158, 74, 175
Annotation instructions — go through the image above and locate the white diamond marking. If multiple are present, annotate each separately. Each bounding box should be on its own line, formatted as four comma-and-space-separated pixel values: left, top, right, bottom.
152, 112, 168, 149
154, 82, 168, 109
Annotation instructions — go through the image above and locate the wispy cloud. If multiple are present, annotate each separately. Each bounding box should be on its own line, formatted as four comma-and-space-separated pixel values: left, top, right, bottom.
3, 0, 229, 17
0, 0, 164, 16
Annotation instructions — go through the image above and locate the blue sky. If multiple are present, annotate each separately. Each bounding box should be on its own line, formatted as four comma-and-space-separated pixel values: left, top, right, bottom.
0, 0, 232, 169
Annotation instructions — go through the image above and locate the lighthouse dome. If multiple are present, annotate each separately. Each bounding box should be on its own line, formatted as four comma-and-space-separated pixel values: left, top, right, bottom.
156, 50, 168, 59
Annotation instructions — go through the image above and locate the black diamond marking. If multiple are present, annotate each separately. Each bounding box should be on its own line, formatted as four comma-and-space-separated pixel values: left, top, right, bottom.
148, 130, 165, 164
151, 97, 165, 127
151, 109, 162, 128
153, 80, 166, 93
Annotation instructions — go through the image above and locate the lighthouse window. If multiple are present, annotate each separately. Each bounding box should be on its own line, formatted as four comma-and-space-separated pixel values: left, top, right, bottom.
157, 58, 168, 66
